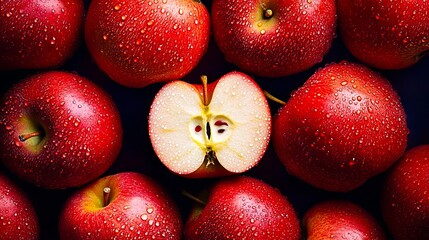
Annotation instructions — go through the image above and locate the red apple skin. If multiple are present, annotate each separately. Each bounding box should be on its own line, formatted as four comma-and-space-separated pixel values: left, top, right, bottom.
184, 176, 301, 240
337, 0, 429, 69
0, 0, 84, 70
59, 172, 182, 240
211, 0, 336, 78
273, 61, 408, 192
381, 144, 429, 240
303, 200, 386, 240
85, 0, 210, 88
0, 172, 40, 240
0, 71, 123, 189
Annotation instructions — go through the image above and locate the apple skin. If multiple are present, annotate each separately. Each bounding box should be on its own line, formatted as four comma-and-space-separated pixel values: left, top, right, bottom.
85, 0, 210, 88
303, 200, 386, 240
273, 61, 408, 192
184, 176, 300, 240
0, 172, 40, 240
211, 0, 336, 77
381, 144, 429, 240
0, 0, 84, 70
0, 71, 123, 189
337, 0, 429, 69
59, 172, 182, 240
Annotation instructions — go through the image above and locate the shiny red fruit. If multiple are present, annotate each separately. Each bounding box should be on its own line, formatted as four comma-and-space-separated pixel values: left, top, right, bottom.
303, 200, 386, 240
0, 172, 39, 240
0, 71, 123, 189
273, 61, 408, 192
85, 0, 210, 88
0, 0, 84, 70
185, 176, 301, 240
60, 172, 182, 240
211, 0, 336, 77
337, 0, 429, 69
381, 144, 429, 240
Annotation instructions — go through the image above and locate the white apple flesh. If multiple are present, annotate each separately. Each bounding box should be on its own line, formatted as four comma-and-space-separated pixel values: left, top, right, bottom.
148, 71, 271, 177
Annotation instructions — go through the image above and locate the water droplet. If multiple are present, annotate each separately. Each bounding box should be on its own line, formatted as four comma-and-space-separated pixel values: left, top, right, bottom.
147, 207, 154, 214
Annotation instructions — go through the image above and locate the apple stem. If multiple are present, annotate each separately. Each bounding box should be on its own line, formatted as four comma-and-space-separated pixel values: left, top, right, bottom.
201, 75, 209, 106
263, 90, 286, 105
264, 9, 273, 19
260, 3, 273, 19
18, 132, 42, 142
103, 187, 111, 207
181, 190, 207, 206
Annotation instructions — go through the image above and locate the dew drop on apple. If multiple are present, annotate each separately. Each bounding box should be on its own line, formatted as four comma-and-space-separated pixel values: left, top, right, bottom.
14, 140, 23, 147
146, 206, 154, 214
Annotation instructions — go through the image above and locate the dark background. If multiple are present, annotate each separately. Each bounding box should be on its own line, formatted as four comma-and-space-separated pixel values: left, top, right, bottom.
1, 0, 429, 239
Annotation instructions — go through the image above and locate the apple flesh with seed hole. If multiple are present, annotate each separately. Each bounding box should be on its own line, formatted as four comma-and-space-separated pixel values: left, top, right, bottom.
381, 144, 429, 240
0, 71, 123, 189
303, 200, 386, 240
59, 172, 182, 240
273, 61, 408, 192
211, 0, 336, 77
85, 0, 210, 88
337, 0, 429, 69
184, 176, 300, 239
148, 71, 271, 177
0, 0, 84, 70
0, 172, 39, 240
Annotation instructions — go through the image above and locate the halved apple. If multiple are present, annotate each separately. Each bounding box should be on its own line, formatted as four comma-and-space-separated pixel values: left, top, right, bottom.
148, 71, 271, 177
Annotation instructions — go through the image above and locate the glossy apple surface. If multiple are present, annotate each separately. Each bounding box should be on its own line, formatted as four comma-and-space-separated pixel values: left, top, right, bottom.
85, 0, 210, 88
0, 0, 84, 70
0, 71, 122, 189
148, 71, 271, 177
0, 172, 39, 240
184, 176, 300, 239
211, 0, 336, 77
59, 172, 182, 240
381, 144, 429, 240
303, 200, 386, 240
337, 0, 429, 69
273, 61, 409, 192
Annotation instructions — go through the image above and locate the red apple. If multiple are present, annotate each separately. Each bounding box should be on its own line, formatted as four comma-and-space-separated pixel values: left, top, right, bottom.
303, 200, 386, 240
148, 71, 271, 178
211, 0, 337, 77
0, 172, 39, 240
0, 71, 123, 189
85, 0, 210, 88
0, 0, 84, 70
184, 176, 300, 239
273, 61, 408, 192
59, 172, 182, 239
381, 144, 429, 240
337, 0, 429, 69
